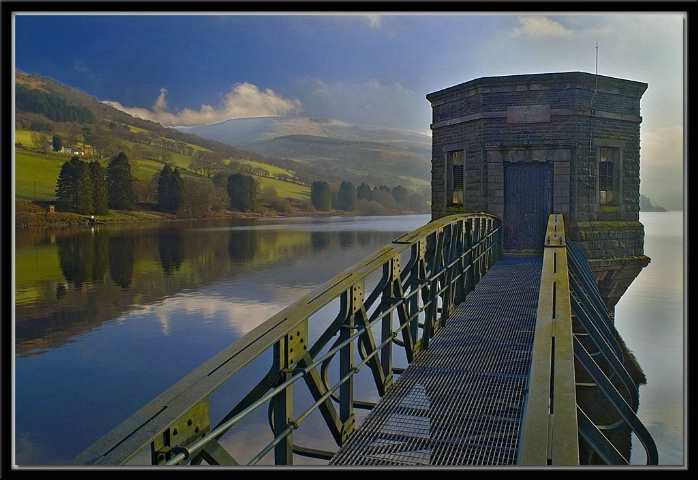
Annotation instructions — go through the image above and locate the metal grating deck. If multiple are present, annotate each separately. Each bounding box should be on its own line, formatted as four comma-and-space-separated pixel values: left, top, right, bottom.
329, 256, 542, 466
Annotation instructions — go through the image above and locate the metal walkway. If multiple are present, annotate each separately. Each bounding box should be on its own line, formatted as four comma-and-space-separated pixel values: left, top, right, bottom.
330, 256, 542, 466
71, 213, 657, 467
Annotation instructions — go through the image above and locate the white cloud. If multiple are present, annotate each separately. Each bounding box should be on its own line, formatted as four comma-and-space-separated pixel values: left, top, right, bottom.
510, 15, 572, 39
134, 293, 294, 337
103, 83, 302, 127
152, 88, 168, 113
363, 14, 382, 28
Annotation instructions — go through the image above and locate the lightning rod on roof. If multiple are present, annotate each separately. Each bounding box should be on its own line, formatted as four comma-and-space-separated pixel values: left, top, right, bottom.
594, 43, 599, 93
595, 43, 599, 75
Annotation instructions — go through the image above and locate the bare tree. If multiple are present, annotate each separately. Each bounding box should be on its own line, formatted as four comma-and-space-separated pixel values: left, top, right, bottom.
190, 152, 220, 178
31, 131, 49, 150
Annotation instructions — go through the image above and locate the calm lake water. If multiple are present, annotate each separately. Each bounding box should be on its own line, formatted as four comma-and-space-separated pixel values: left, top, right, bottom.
12, 212, 684, 468
613, 211, 685, 466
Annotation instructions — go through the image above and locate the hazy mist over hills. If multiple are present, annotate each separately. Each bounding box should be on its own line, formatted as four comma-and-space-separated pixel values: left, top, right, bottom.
177, 117, 432, 149
176, 117, 433, 190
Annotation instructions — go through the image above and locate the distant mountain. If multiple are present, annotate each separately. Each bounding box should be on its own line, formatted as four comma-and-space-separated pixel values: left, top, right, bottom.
14, 71, 292, 168
176, 117, 432, 191
639, 193, 667, 212
176, 117, 430, 149
15, 70, 433, 193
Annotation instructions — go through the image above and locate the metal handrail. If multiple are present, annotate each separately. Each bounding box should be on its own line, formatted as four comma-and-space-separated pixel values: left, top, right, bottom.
519, 213, 657, 465
519, 214, 579, 465
566, 239, 658, 465
71, 213, 502, 466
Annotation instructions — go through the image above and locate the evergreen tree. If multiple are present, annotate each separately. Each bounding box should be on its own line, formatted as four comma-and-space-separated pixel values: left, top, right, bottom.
107, 152, 134, 210
54, 156, 93, 214
74, 159, 94, 215
357, 182, 372, 201
55, 156, 80, 212
310, 180, 332, 210
157, 164, 174, 211
337, 181, 357, 211
227, 173, 244, 210
171, 167, 185, 211
52, 134, 62, 152
391, 185, 409, 206
15, 84, 96, 123
227, 173, 258, 211
89, 160, 108, 215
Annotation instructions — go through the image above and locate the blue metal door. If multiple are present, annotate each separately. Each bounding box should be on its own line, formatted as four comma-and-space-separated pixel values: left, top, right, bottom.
503, 163, 553, 250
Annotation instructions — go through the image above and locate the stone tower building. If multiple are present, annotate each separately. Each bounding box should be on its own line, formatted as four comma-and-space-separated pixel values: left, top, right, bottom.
427, 71, 650, 315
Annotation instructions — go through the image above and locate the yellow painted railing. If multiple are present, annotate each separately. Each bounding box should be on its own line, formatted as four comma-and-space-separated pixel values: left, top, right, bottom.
519, 213, 579, 465
519, 214, 658, 465
71, 213, 502, 466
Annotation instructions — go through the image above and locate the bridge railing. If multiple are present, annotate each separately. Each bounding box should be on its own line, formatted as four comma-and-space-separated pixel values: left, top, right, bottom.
71, 213, 502, 466
567, 240, 658, 465
519, 213, 579, 465
518, 214, 658, 465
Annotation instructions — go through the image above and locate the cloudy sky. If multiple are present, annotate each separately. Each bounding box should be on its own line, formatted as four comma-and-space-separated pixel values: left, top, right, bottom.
12, 8, 686, 210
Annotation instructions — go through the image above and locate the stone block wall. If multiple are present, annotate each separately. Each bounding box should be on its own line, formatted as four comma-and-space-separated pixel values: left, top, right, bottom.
427, 72, 650, 313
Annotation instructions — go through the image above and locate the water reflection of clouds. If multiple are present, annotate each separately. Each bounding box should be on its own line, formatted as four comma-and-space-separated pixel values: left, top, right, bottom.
615, 212, 684, 465
128, 288, 315, 337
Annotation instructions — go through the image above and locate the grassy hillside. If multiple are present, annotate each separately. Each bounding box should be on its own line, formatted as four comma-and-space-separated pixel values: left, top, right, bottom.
14, 71, 319, 211
15, 71, 317, 180
179, 117, 433, 191
14, 144, 312, 208
13, 70, 431, 221
15, 150, 65, 201
249, 134, 431, 190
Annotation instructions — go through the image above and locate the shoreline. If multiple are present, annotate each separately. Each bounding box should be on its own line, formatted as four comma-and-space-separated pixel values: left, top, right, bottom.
14, 200, 426, 230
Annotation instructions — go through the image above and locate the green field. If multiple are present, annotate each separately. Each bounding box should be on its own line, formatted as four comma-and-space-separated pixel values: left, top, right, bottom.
235, 158, 294, 177
14, 146, 311, 204
234, 159, 309, 200
15, 129, 36, 146
14, 150, 67, 201
256, 176, 310, 201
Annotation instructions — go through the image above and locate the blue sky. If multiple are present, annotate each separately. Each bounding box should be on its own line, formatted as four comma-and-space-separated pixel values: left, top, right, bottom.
12, 9, 687, 210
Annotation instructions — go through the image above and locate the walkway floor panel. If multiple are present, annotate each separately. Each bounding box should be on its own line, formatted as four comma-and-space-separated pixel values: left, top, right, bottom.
329, 256, 542, 466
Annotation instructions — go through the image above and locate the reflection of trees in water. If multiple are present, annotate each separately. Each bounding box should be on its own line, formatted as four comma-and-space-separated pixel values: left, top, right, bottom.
109, 235, 135, 288
311, 231, 331, 251
57, 230, 108, 288
338, 230, 356, 249
228, 229, 259, 260
15, 228, 58, 249
357, 231, 373, 248
159, 229, 184, 273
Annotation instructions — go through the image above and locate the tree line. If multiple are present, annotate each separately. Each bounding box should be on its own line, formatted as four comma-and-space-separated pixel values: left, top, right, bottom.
54, 151, 429, 218
55, 153, 132, 215
55, 152, 189, 215
16, 84, 96, 124
53, 152, 266, 216
310, 180, 426, 213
